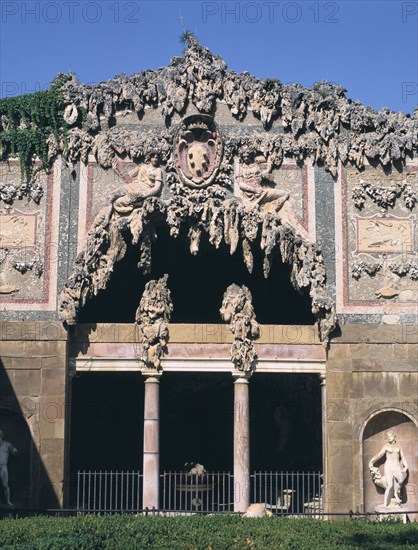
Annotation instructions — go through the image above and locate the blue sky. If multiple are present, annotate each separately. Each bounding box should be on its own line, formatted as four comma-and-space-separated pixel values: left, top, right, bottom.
1, 1, 417, 113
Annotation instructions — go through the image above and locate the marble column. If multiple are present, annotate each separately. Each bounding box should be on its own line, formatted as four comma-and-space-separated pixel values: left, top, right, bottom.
320, 373, 328, 514
233, 372, 251, 513
143, 373, 161, 510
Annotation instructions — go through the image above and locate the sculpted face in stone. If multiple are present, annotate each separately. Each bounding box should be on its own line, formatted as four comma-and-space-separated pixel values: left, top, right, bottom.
386, 432, 396, 444
150, 153, 159, 168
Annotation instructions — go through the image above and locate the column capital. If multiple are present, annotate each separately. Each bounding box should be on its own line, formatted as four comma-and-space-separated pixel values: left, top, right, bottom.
142, 370, 163, 382
319, 373, 326, 385
232, 371, 252, 383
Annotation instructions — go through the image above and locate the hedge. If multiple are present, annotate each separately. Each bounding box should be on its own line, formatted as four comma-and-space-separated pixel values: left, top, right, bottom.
0, 514, 417, 549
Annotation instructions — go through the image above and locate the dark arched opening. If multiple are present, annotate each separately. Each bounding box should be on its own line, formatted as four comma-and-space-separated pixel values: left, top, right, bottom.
78, 225, 315, 325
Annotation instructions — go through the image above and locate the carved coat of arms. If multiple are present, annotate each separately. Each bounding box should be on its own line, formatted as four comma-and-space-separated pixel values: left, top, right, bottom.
175, 115, 223, 188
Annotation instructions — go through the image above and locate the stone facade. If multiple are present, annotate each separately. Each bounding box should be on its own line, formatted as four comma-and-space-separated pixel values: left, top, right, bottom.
326, 325, 418, 516
0, 38, 417, 515
0, 322, 68, 509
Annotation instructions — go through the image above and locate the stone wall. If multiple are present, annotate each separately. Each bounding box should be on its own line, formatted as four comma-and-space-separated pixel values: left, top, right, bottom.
326, 324, 418, 515
0, 321, 69, 509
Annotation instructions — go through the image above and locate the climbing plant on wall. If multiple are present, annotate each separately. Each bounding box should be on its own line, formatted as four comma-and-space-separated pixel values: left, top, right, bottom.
0, 74, 71, 181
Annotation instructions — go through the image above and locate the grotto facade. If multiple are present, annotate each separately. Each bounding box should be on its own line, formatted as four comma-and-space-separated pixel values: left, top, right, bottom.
0, 38, 417, 517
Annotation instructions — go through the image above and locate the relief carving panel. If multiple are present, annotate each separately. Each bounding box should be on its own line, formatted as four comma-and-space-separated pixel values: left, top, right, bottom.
0, 160, 59, 309
337, 166, 417, 314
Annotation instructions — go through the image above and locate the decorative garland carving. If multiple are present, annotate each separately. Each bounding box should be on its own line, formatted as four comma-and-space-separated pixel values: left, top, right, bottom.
352, 173, 417, 211
135, 274, 173, 371
0, 180, 44, 205
351, 258, 383, 279
220, 284, 259, 372
351, 255, 418, 281
387, 260, 418, 280
12, 256, 43, 277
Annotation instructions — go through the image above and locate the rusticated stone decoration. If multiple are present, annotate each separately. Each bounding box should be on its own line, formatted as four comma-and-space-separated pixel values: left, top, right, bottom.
220, 284, 260, 372
352, 172, 417, 212
135, 274, 173, 370
48, 36, 416, 178
175, 115, 223, 188
59, 194, 337, 341
58, 37, 340, 340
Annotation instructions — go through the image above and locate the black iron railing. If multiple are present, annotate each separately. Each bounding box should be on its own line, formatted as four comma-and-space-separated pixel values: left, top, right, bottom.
75, 470, 323, 514
76, 470, 143, 513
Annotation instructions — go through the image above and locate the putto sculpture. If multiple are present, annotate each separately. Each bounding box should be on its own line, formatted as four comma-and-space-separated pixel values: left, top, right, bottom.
135, 274, 173, 371
369, 431, 408, 508
220, 284, 260, 372
0, 430, 17, 508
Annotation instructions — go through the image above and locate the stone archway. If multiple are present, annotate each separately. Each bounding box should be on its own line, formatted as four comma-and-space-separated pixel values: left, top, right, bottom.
59, 194, 337, 341
361, 409, 418, 515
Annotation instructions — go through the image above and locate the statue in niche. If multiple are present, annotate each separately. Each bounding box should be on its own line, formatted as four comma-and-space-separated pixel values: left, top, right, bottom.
369, 431, 408, 508
0, 430, 17, 507
220, 284, 260, 372
237, 150, 289, 212
94, 152, 163, 226
175, 114, 223, 188
135, 274, 173, 370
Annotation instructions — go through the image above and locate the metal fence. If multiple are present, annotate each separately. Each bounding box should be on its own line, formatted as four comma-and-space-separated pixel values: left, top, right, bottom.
76, 471, 143, 513
161, 471, 234, 513
75, 470, 322, 515
251, 471, 323, 516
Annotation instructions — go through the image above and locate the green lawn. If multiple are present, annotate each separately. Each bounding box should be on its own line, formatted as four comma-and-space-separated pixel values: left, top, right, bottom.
0, 515, 417, 549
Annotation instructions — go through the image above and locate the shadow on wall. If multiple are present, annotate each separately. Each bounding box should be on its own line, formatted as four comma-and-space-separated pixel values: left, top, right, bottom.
0, 359, 59, 511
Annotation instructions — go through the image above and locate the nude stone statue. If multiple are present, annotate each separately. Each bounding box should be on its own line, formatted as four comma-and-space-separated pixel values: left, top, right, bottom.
112, 152, 163, 214
94, 152, 163, 226
369, 431, 408, 508
0, 430, 17, 507
237, 150, 289, 212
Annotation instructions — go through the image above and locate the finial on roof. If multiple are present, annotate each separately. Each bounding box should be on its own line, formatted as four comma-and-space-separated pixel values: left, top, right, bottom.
171, 32, 227, 72
179, 30, 197, 45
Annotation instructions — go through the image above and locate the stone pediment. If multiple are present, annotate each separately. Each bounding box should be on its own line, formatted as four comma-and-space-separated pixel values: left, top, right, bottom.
56, 35, 417, 178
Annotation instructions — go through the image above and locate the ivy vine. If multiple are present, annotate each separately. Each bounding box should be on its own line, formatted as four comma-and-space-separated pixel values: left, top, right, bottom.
0, 75, 70, 181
